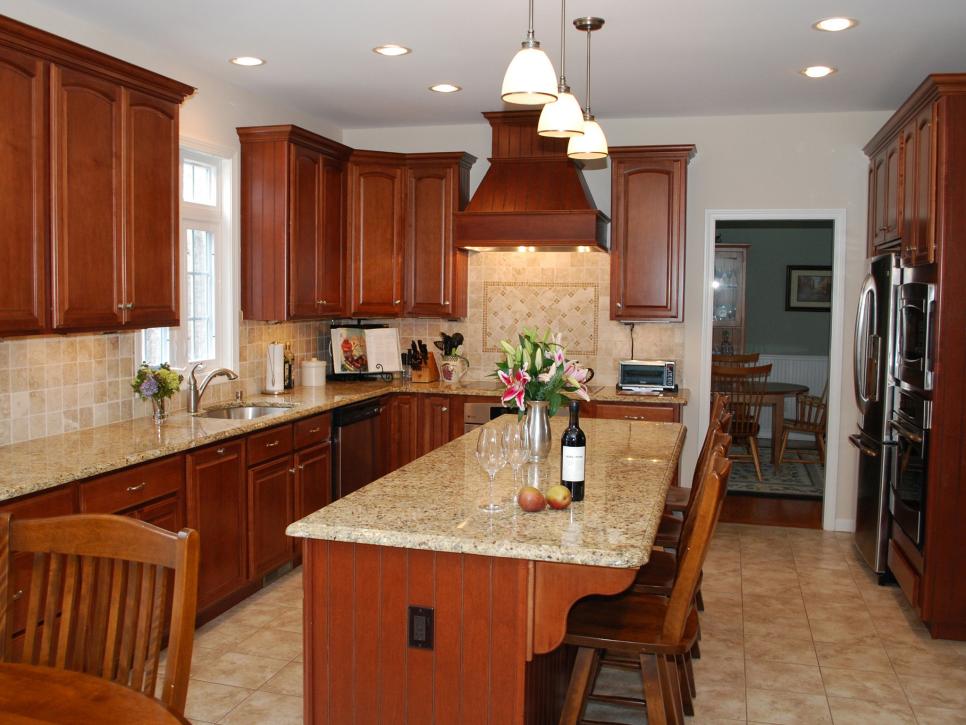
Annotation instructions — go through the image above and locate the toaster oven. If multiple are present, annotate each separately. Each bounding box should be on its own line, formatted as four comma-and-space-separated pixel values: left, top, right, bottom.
617, 360, 677, 393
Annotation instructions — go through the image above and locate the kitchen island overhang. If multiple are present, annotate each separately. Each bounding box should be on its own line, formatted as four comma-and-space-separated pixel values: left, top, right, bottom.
288, 417, 686, 724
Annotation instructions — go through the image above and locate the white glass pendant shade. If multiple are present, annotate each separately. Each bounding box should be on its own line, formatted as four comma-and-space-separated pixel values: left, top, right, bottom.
538, 90, 585, 137
501, 46, 559, 104
567, 117, 608, 159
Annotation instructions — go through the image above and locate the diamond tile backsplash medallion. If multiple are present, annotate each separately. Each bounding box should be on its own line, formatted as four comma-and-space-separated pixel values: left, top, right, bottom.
482, 281, 599, 357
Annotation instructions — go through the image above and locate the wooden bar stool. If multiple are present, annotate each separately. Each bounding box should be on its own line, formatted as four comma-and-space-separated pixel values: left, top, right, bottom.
663, 394, 729, 515
559, 455, 733, 725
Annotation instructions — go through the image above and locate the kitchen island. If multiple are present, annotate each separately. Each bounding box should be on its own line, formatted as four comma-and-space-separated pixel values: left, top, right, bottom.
287, 416, 685, 724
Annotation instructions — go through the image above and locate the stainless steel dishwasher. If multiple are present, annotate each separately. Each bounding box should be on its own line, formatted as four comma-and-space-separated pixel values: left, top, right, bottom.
332, 400, 383, 500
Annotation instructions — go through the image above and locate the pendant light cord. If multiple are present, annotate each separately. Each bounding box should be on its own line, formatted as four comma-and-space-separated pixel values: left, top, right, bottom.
527, 0, 535, 41
558, 0, 567, 87
584, 27, 592, 116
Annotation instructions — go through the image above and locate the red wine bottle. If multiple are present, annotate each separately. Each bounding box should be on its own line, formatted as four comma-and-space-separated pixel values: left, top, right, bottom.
560, 400, 586, 501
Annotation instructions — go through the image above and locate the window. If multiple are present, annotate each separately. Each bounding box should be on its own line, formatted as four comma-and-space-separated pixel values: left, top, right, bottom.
142, 145, 236, 376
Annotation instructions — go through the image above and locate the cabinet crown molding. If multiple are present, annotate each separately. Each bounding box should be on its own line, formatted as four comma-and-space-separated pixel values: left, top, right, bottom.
864, 73, 966, 155
236, 124, 352, 160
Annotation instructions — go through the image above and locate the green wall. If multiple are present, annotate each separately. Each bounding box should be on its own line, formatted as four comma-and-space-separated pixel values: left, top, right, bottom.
716, 221, 833, 356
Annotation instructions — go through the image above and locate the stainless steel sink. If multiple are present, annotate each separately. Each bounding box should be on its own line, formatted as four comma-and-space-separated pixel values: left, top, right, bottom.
197, 405, 292, 420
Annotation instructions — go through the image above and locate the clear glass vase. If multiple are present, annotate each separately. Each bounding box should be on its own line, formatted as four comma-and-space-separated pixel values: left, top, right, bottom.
151, 397, 168, 425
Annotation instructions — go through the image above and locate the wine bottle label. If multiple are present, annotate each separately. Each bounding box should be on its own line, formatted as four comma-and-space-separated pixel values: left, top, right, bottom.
561, 446, 586, 482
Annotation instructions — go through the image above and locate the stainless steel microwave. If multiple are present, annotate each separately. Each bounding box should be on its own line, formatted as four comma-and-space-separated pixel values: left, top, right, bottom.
617, 360, 677, 393
894, 282, 936, 393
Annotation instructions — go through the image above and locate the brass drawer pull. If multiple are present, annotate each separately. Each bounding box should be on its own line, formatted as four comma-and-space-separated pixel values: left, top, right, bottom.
441, 407, 448, 412
13, 589, 24, 601
289, 468, 297, 475
623, 415, 648, 421
216, 447, 226, 455
308, 427, 321, 434
265, 440, 280, 448
126, 482, 148, 493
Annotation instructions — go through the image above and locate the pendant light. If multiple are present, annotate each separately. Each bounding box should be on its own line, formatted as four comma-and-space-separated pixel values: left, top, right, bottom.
501, 0, 559, 105
538, 0, 585, 137
568, 17, 608, 160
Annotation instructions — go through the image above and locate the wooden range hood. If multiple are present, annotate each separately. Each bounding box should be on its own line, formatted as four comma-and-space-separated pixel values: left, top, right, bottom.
454, 111, 610, 252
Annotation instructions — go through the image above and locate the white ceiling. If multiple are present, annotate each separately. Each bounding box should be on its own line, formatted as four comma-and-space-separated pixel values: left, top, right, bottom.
33, 0, 966, 128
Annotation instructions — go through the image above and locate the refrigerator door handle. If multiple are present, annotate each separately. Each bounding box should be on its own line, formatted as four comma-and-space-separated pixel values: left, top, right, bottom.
854, 274, 877, 413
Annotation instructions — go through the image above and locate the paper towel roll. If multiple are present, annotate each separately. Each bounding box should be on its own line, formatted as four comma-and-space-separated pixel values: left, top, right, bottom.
265, 342, 285, 393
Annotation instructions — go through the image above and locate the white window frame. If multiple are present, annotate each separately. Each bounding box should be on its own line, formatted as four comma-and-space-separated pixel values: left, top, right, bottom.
140, 139, 238, 381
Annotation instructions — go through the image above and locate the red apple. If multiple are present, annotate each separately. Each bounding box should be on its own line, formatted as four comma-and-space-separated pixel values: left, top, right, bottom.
517, 486, 547, 513
546, 485, 573, 510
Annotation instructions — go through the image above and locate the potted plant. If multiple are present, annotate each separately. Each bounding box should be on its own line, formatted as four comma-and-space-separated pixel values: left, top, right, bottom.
493, 330, 593, 461
131, 363, 183, 425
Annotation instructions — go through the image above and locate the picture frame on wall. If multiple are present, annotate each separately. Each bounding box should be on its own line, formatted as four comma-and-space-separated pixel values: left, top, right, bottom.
786, 265, 832, 311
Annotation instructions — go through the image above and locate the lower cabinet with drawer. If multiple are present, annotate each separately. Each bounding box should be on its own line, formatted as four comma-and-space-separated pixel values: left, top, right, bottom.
590, 402, 680, 422
79, 454, 184, 527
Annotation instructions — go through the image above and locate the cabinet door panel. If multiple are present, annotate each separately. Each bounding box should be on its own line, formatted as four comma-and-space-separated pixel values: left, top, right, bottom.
912, 106, 935, 265
186, 441, 248, 610
611, 155, 687, 321
296, 443, 332, 520
418, 395, 452, 457
349, 163, 405, 316
289, 144, 322, 318
406, 166, 452, 317
0, 46, 47, 334
900, 120, 917, 263
390, 394, 419, 471
884, 139, 901, 242
50, 65, 124, 330
871, 153, 888, 247
248, 456, 295, 577
125, 91, 179, 327
318, 158, 347, 315
135, 494, 183, 532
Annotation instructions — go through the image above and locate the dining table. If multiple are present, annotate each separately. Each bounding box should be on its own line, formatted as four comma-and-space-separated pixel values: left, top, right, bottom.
712, 381, 809, 463
0, 662, 188, 724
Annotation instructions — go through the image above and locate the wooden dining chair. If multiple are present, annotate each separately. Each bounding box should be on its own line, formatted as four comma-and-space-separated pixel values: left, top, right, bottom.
775, 382, 828, 470
664, 393, 730, 515
711, 352, 760, 367
0, 513, 200, 717
559, 454, 733, 725
710, 363, 772, 481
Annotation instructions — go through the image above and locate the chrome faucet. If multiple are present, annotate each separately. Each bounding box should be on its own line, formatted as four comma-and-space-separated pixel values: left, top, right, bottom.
188, 363, 239, 414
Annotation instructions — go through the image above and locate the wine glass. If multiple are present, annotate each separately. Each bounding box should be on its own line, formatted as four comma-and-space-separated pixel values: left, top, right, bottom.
504, 420, 530, 485
476, 427, 507, 512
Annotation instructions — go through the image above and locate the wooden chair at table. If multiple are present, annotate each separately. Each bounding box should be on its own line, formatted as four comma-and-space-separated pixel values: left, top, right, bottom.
559, 453, 734, 725
775, 381, 829, 470
663, 393, 730, 515
710, 363, 772, 481
0, 513, 200, 717
711, 352, 760, 367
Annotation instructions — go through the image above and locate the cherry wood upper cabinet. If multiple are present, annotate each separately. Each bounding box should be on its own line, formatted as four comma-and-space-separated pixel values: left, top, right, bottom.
405, 153, 475, 319
907, 103, 937, 266
0, 45, 47, 334
609, 145, 695, 322
238, 125, 351, 321
50, 65, 125, 330
348, 151, 407, 317
0, 15, 193, 336
124, 91, 180, 328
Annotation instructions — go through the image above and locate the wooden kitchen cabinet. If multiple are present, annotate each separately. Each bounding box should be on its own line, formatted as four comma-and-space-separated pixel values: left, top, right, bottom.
348, 151, 407, 317
592, 402, 679, 423
418, 394, 453, 457
295, 443, 332, 522
405, 154, 476, 319
186, 440, 249, 611
868, 136, 901, 252
900, 104, 937, 266
0, 16, 192, 336
248, 456, 296, 578
609, 146, 695, 321
388, 394, 420, 472
0, 44, 47, 334
238, 125, 351, 321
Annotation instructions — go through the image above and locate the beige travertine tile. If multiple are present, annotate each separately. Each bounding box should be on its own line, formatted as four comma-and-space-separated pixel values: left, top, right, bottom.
825, 697, 915, 725
219, 690, 303, 725
913, 705, 966, 724
231, 628, 302, 661
744, 634, 817, 666
184, 680, 253, 723
689, 683, 748, 721
190, 650, 289, 690
820, 666, 906, 702
897, 672, 966, 710
745, 660, 825, 695
260, 662, 304, 697
745, 689, 832, 724
194, 617, 263, 654
813, 638, 894, 673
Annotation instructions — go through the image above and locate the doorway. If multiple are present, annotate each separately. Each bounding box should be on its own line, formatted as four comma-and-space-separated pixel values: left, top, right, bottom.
700, 210, 847, 530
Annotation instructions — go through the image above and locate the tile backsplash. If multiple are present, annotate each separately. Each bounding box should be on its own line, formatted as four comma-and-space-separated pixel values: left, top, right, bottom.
0, 250, 683, 446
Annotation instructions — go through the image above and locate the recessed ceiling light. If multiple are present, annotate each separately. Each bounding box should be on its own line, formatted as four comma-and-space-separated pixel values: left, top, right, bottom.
813, 17, 858, 32
801, 65, 837, 79
373, 44, 411, 57
229, 56, 265, 67
429, 83, 462, 93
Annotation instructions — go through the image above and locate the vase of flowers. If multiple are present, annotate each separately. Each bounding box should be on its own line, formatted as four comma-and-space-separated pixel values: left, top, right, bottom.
131, 363, 183, 425
493, 330, 594, 462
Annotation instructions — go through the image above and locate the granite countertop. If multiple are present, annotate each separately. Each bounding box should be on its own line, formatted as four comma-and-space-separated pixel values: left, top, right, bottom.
0, 379, 688, 504
287, 417, 686, 569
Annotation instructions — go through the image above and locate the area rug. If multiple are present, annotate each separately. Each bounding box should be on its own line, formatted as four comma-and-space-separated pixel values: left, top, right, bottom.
726, 443, 825, 499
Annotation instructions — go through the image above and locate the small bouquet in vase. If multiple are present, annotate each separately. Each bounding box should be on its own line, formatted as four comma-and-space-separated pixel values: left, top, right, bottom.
131, 363, 183, 424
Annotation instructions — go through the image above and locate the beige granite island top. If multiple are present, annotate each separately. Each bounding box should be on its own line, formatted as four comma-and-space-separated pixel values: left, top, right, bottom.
287, 417, 685, 569
0, 378, 688, 504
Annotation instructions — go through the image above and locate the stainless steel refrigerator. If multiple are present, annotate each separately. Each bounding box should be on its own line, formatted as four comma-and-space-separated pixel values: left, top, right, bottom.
851, 252, 900, 574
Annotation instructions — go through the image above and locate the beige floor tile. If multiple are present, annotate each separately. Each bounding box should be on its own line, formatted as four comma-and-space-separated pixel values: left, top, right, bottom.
696, 631, 745, 662
819, 666, 906, 702
191, 650, 289, 690
897, 672, 966, 710
745, 689, 831, 724
743, 617, 814, 642
825, 697, 915, 725
689, 683, 748, 721
232, 628, 303, 661
693, 655, 746, 689
745, 660, 825, 695
742, 593, 807, 618
885, 643, 966, 681
260, 662, 304, 697
184, 679, 253, 723
807, 614, 878, 644
913, 705, 966, 724
263, 607, 303, 634
813, 639, 894, 673
223, 601, 289, 629
219, 691, 303, 725
743, 634, 817, 666
194, 617, 264, 654
741, 578, 804, 599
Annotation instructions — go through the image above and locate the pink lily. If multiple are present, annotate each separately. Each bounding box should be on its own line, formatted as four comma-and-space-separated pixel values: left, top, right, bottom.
538, 361, 558, 383
498, 368, 531, 410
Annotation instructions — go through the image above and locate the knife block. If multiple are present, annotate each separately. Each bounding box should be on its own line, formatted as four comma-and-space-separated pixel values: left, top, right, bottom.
410, 353, 439, 383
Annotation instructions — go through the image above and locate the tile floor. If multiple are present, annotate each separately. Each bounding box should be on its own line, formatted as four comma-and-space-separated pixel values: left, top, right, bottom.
172, 523, 966, 724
